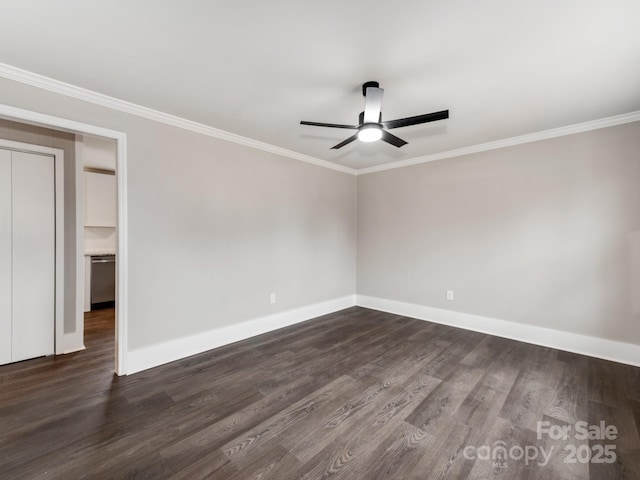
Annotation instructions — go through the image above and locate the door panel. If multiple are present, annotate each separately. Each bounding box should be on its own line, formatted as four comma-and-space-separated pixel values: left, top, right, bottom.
11, 151, 55, 362
0, 150, 11, 365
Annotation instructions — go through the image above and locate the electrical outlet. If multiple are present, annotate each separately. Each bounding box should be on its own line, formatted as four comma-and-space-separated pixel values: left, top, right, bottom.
446, 290, 454, 301
270, 293, 276, 304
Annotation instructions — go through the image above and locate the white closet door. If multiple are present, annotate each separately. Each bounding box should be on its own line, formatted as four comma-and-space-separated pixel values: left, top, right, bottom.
11, 151, 55, 362
0, 149, 11, 365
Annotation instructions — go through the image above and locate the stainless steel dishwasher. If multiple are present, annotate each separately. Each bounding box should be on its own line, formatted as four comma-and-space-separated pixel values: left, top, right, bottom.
91, 255, 116, 309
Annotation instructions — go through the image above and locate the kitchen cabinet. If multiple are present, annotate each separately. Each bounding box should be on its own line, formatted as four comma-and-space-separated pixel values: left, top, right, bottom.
85, 171, 116, 227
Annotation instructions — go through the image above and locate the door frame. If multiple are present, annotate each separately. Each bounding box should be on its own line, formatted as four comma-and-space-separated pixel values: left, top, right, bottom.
0, 104, 128, 375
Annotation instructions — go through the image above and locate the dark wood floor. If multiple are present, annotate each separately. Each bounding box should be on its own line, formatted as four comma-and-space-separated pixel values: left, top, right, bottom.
1, 307, 639, 479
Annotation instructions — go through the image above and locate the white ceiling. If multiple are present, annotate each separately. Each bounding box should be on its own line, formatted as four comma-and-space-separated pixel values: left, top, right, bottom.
1, 0, 639, 170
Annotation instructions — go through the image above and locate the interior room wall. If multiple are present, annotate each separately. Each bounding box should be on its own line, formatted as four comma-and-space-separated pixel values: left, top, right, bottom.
357, 121, 640, 346
0, 77, 357, 355
0, 119, 78, 335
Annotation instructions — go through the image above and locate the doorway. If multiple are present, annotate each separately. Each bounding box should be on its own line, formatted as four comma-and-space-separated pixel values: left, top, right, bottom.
0, 104, 128, 375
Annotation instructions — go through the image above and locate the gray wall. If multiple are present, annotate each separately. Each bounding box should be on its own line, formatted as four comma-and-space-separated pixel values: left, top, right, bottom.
0, 77, 356, 351
357, 121, 640, 345
0, 120, 78, 334
126, 126, 356, 348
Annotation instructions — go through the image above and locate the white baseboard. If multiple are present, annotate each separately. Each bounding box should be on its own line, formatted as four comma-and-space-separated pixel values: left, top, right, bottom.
126, 295, 356, 374
356, 295, 640, 367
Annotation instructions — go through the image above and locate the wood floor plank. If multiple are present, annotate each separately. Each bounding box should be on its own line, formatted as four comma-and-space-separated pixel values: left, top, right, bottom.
588, 357, 628, 407
287, 372, 441, 465
498, 345, 558, 431
1, 306, 639, 479
405, 364, 486, 434
410, 422, 473, 480
294, 372, 444, 479
543, 357, 588, 426
455, 357, 520, 451
221, 375, 359, 463
160, 373, 328, 462
587, 400, 640, 480
166, 449, 235, 480
519, 417, 589, 480
464, 416, 532, 480
357, 421, 435, 480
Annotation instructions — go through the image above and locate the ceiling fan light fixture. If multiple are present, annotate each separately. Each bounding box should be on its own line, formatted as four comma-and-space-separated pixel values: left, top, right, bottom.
300, 81, 448, 149
357, 124, 382, 142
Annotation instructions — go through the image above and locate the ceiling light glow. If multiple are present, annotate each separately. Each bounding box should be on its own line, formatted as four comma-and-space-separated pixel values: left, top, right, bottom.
357, 125, 382, 142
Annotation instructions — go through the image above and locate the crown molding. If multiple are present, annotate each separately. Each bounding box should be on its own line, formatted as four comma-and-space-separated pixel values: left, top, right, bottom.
2, 63, 638, 177
0, 63, 357, 176
357, 110, 640, 175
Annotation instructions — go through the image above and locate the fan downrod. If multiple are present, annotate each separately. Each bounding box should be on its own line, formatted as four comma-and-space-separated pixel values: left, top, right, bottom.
362, 81, 379, 96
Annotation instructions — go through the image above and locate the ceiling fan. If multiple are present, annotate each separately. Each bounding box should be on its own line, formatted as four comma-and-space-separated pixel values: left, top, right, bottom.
300, 81, 449, 149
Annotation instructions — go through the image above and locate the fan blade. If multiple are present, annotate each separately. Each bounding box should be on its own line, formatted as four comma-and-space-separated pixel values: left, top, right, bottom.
300, 121, 358, 129
331, 134, 358, 149
363, 87, 384, 123
381, 130, 407, 148
381, 110, 449, 129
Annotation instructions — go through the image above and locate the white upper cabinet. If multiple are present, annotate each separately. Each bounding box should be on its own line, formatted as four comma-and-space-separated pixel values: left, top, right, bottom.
85, 171, 116, 227
82, 136, 117, 171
